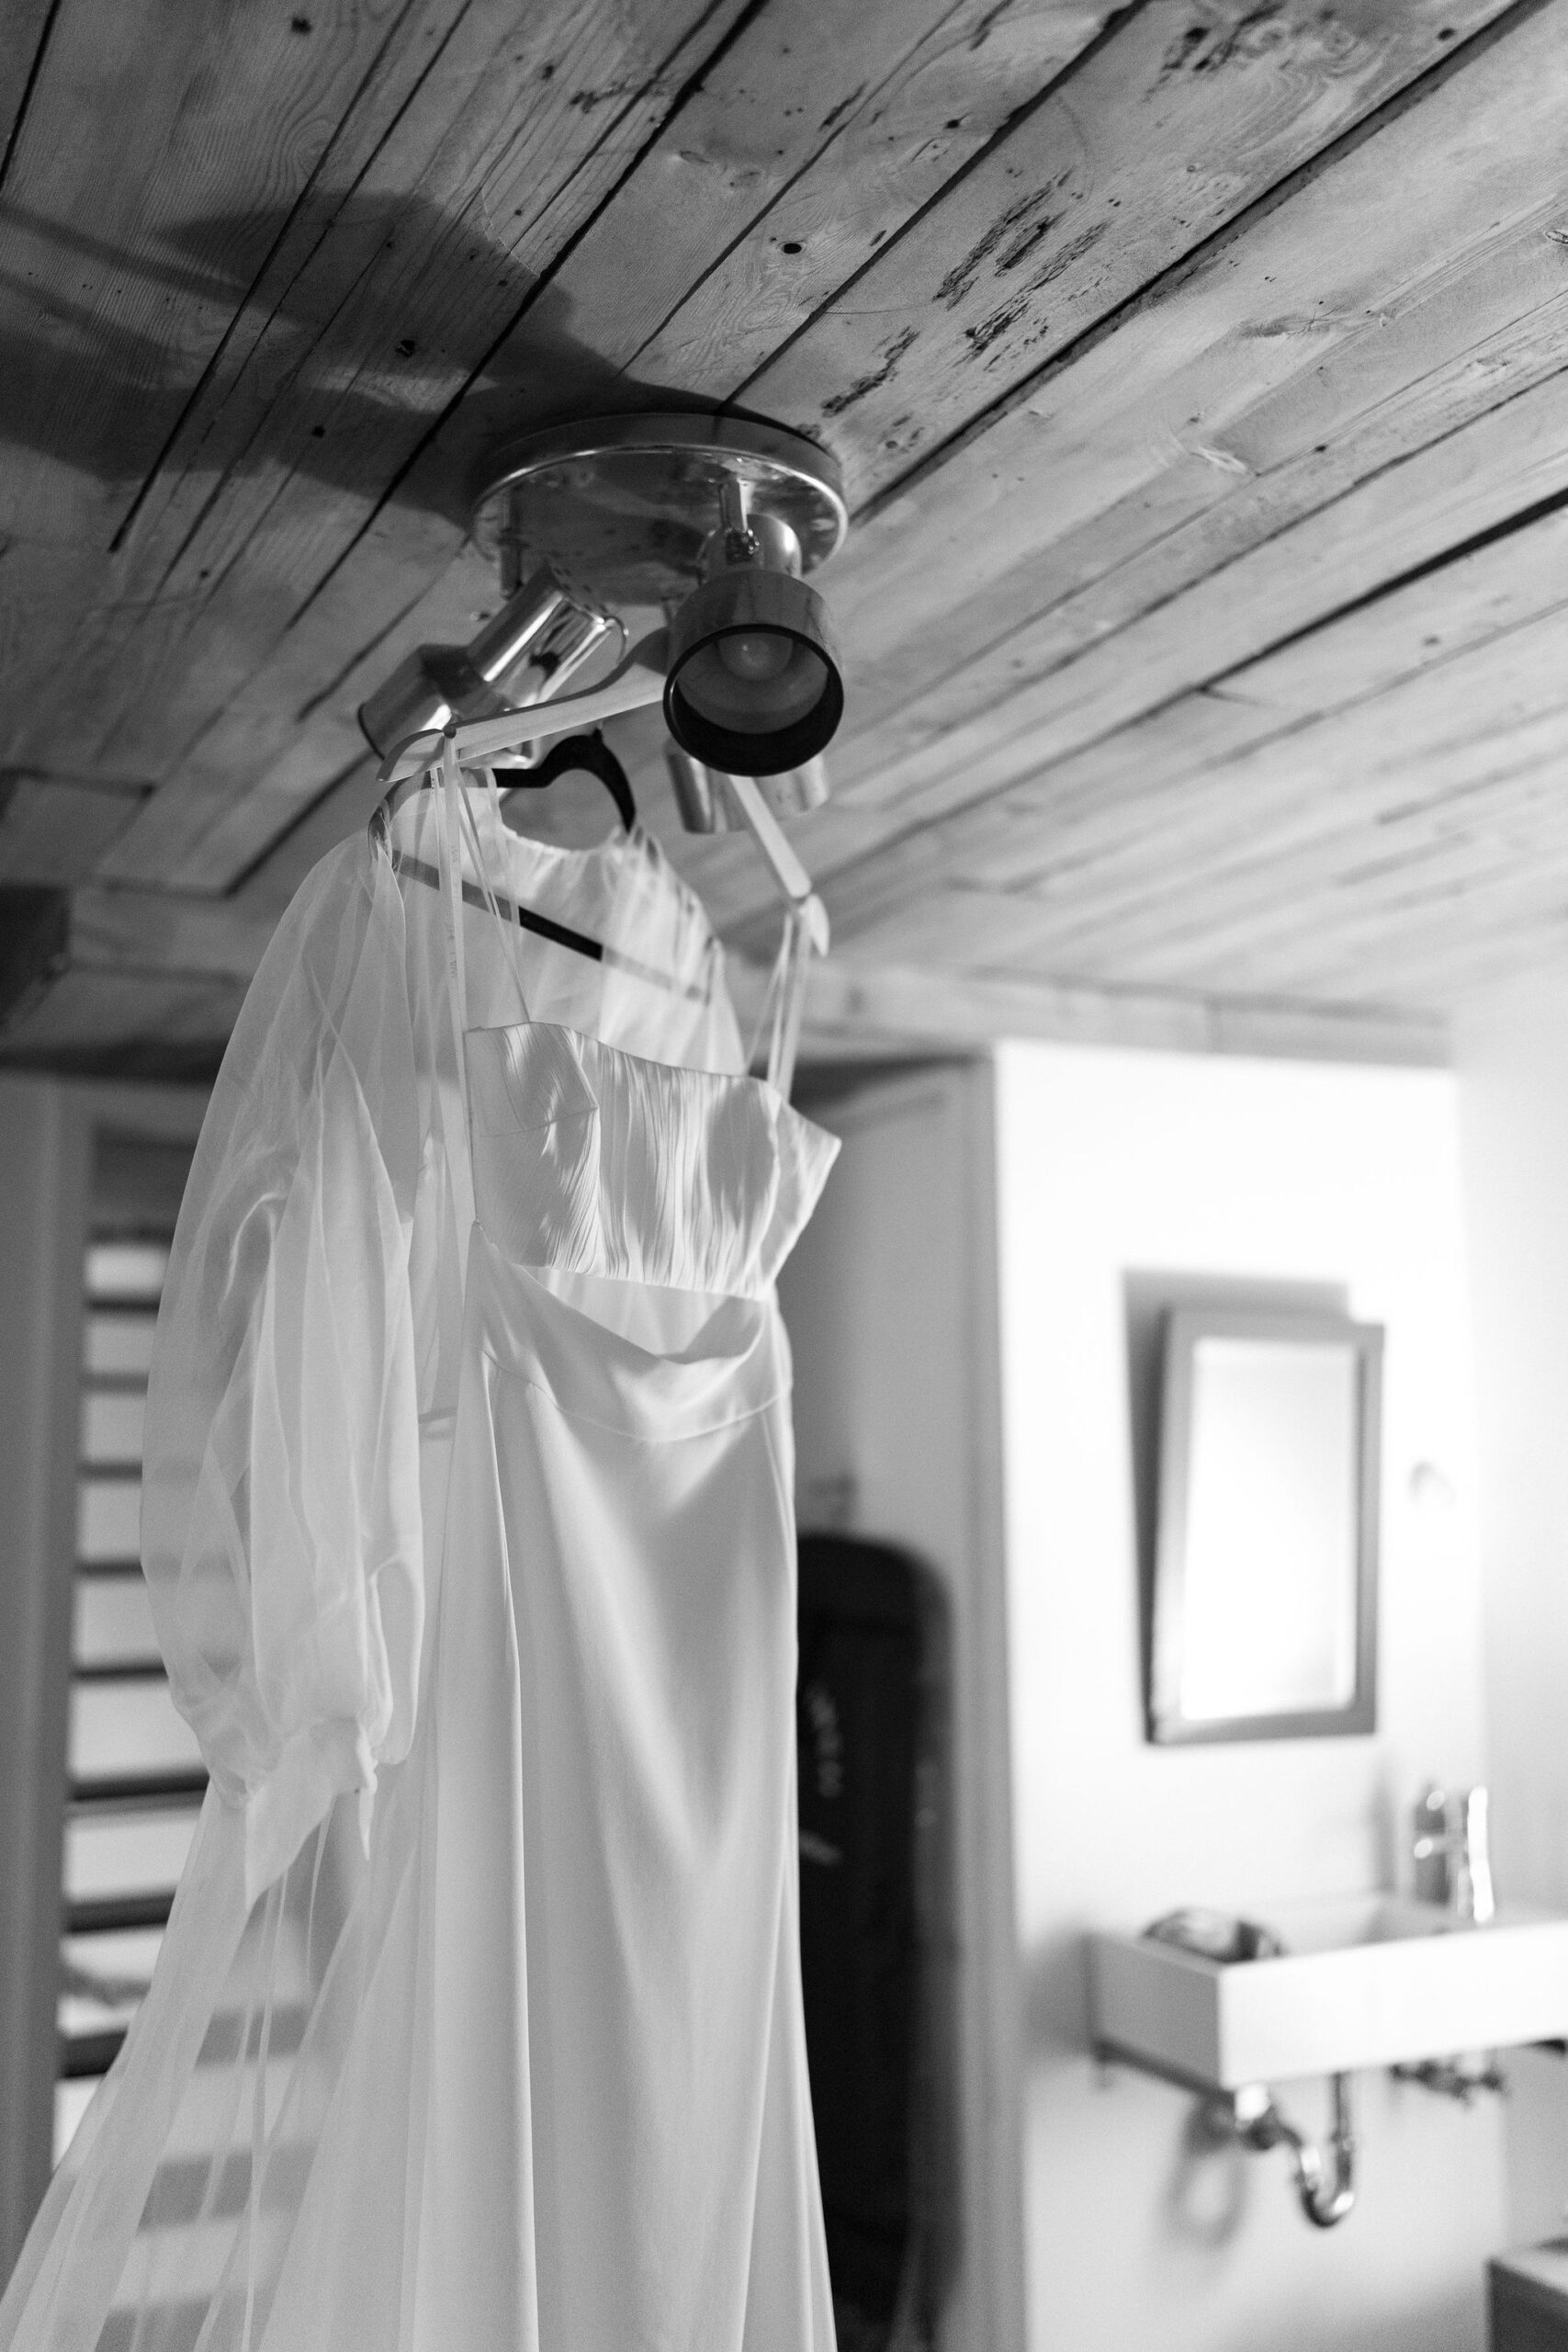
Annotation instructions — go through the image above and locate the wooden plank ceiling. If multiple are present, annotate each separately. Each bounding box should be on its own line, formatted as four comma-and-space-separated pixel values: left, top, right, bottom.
2, 0, 1564, 1076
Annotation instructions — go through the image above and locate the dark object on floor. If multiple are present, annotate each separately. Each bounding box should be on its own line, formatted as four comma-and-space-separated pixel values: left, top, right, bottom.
1491, 2240, 1568, 2348
797, 1535, 922, 2351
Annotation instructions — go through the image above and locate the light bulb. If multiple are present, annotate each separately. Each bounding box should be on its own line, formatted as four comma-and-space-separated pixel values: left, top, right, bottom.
716, 629, 793, 683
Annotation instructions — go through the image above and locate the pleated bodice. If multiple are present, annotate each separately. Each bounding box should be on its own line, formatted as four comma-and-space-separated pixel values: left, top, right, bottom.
465, 1021, 838, 1299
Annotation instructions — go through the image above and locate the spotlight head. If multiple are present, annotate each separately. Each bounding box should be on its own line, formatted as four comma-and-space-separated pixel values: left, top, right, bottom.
357, 568, 617, 757
663, 565, 843, 777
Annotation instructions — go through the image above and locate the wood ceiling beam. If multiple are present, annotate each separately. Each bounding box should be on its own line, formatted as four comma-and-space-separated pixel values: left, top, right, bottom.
725, 956, 1450, 1067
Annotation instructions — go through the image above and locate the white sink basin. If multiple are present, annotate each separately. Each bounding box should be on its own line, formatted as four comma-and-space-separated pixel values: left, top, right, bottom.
1089, 1896, 1568, 2088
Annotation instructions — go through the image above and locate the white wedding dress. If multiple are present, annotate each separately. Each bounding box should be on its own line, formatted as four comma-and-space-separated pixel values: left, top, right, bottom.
0, 780, 839, 2352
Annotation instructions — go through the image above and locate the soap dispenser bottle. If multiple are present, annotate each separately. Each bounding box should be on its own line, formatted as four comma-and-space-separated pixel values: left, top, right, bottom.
1413, 1781, 1450, 1905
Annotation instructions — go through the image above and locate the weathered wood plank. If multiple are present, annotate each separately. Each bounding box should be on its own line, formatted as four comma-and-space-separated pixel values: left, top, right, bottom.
1056, 817, 1568, 999
0, 0, 58, 179
0, 0, 488, 787
774, 956, 1449, 1063
16, 0, 747, 797
1001, 586, 1568, 907
88, 0, 1122, 890
1265, 876, 1568, 1004
810, 356, 1568, 918
788, 649, 1568, 1017
818, 45, 1568, 767
739, 0, 1528, 502
944, 641, 1568, 965
981, 699, 1568, 960
604, 0, 1119, 399
964, 692, 1568, 983
156, 538, 501, 903
1146, 832, 1568, 1001
73, 0, 1546, 899
1083, 750, 1568, 982
693, 0, 1568, 947
816, 492, 1568, 942
0, 0, 433, 555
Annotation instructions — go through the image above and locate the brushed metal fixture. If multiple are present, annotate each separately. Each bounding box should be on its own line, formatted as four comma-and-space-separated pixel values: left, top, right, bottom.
664, 745, 739, 833
1412, 1782, 1495, 1924
469, 413, 847, 791
357, 566, 620, 759
471, 412, 847, 605
1390, 2055, 1506, 2103
664, 745, 831, 833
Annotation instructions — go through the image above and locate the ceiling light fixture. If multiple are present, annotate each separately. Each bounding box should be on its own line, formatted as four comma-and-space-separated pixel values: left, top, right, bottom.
437, 412, 848, 811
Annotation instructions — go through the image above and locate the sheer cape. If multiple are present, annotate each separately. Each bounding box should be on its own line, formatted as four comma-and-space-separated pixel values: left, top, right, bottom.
0, 799, 753, 2352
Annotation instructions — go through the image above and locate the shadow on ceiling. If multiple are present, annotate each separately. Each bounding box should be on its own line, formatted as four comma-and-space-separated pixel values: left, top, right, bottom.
0, 192, 708, 529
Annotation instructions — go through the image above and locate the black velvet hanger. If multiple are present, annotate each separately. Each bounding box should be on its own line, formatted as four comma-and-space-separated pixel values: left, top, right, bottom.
502, 730, 637, 833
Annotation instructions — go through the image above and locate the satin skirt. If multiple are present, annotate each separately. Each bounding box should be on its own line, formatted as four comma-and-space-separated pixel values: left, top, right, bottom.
2, 1223, 835, 2352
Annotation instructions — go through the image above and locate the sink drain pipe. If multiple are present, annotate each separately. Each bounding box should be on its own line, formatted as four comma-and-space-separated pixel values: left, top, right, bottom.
1230, 2074, 1357, 2228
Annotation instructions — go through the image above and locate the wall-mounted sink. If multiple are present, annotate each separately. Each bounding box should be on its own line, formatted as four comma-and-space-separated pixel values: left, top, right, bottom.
1089, 1895, 1568, 2089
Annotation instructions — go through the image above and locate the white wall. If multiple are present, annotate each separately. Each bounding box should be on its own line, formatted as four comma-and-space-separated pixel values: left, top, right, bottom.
1456, 968, 1568, 2245
782, 1061, 1027, 2352
993, 1041, 1500, 2352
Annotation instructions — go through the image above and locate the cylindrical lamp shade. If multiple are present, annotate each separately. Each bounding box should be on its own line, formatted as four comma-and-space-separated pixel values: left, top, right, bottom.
757, 756, 830, 820
357, 570, 617, 756
664, 567, 843, 776
664, 745, 739, 833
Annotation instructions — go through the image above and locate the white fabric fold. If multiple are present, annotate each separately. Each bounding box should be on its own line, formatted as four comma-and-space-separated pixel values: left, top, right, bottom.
141, 833, 423, 1908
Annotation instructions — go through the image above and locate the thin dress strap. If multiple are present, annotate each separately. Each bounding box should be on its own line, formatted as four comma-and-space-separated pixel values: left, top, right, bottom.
746, 901, 814, 1102
434, 741, 472, 1119
433, 738, 534, 1099
450, 754, 533, 1025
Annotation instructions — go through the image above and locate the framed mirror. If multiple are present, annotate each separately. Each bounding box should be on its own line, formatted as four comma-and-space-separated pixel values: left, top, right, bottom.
1147, 1306, 1382, 1745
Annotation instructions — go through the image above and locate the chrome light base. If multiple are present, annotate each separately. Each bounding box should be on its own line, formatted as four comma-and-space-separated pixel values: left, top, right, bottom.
470, 413, 847, 609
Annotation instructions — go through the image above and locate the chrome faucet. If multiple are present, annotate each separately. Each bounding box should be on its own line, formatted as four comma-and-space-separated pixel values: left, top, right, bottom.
1456, 1787, 1495, 1924
1412, 1782, 1495, 1923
